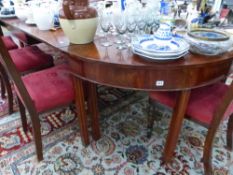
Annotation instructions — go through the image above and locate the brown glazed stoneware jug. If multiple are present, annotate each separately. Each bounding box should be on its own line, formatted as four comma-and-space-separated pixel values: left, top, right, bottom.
59, 0, 98, 44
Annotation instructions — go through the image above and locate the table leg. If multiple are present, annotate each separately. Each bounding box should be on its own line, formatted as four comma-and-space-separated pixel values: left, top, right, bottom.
87, 82, 101, 141
163, 89, 191, 162
73, 77, 90, 146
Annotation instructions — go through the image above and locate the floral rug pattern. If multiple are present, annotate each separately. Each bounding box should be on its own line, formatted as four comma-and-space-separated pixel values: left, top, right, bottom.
0, 92, 232, 174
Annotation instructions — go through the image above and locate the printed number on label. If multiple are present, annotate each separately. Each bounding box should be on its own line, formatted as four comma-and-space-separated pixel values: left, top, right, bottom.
155, 80, 164, 87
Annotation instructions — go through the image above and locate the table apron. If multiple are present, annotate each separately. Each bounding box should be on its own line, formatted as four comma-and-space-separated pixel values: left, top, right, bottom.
68, 58, 232, 91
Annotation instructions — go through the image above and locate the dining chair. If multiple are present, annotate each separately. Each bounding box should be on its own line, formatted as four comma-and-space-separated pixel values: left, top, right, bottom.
147, 82, 233, 175
0, 36, 75, 161
2, 36, 18, 50
0, 39, 54, 114
0, 36, 19, 99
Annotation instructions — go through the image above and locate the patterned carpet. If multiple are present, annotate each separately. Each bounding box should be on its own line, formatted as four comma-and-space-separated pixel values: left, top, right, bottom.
0, 87, 232, 175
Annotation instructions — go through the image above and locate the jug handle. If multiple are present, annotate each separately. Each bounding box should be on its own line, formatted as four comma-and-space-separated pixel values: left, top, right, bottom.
62, 0, 73, 19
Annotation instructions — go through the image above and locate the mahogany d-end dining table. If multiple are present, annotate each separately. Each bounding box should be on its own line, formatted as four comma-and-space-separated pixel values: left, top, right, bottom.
1, 18, 233, 163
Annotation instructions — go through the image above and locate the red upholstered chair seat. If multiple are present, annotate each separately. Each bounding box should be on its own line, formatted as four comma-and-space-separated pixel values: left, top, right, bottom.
17, 64, 74, 113
2, 36, 18, 50
149, 82, 233, 126
9, 46, 54, 73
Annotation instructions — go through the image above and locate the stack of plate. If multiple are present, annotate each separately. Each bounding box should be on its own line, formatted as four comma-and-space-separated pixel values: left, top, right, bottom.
132, 34, 189, 61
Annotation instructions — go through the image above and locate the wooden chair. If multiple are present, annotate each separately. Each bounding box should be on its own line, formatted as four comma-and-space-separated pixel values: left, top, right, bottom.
148, 82, 233, 175
0, 35, 76, 161
0, 36, 19, 100
2, 36, 18, 50
0, 37, 54, 115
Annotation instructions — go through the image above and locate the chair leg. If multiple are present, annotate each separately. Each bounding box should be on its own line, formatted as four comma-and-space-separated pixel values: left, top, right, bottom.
0, 64, 13, 114
30, 111, 43, 161
227, 113, 233, 150
147, 98, 156, 138
203, 119, 223, 175
17, 96, 27, 133
0, 76, 6, 99
203, 133, 215, 175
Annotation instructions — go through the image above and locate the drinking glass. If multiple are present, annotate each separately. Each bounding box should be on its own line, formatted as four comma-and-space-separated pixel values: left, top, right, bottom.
135, 9, 146, 34
100, 12, 112, 47
145, 8, 155, 34
126, 12, 137, 34
113, 12, 127, 50
126, 14, 136, 47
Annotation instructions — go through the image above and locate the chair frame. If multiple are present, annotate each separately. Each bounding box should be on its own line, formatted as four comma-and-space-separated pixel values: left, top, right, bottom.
0, 36, 52, 161
147, 84, 233, 175
0, 26, 53, 115
0, 27, 15, 114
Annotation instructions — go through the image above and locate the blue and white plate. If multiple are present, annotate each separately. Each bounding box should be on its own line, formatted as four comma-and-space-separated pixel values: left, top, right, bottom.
132, 34, 189, 54
132, 48, 188, 61
133, 47, 188, 58
131, 34, 189, 61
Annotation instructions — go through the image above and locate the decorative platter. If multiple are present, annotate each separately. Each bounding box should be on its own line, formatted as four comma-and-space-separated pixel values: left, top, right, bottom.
133, 46, 188, 57
132, 35, 189, 54
132, 48, 188, 61
131, 34, 189, 61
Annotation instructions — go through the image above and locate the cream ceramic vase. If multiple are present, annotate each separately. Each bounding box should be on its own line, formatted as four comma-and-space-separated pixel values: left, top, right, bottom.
59, 0, 98, 44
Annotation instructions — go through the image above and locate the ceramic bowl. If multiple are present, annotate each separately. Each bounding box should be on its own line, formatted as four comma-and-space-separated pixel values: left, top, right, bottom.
185, 29, 233, 56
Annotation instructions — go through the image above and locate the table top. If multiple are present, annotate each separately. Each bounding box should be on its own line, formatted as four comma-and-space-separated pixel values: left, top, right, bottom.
1, 17, 233, 90
0, 18, 69, 48
61, 35, 233, 68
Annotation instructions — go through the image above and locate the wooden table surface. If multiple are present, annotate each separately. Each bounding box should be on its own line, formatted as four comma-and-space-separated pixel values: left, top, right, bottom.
0, 18, 69, 48
1, 17, 233, 163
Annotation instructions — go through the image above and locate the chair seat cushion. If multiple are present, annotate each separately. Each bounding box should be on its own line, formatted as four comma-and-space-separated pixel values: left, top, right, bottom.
9, 46, 53, 73
149, 83, 233, 126
2, 36, 18, 50
19, 64, 74, 113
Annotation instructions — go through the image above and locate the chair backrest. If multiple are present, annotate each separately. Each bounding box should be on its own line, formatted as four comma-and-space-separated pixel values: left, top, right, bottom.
0, 34, 38, 117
